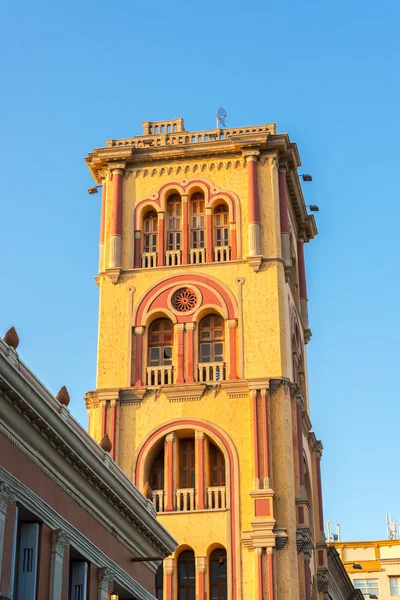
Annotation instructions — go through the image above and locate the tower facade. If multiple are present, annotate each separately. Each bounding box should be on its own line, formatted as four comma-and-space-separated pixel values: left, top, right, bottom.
85, 118, 328, 600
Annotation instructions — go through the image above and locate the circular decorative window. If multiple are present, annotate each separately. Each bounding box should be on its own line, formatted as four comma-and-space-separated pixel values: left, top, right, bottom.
171, 288, 198, 313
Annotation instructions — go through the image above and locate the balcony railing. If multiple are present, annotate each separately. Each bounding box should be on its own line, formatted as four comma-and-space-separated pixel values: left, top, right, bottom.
189, 248, 206, 264
214, 246, 231, 262
141, 252, 157, 268
207, 486, 226, 509
176, 488, 196, 511
152, 490, 165, 513
146, 366, 174, 387
198, 362, 226, 383
165, 250, 181, 266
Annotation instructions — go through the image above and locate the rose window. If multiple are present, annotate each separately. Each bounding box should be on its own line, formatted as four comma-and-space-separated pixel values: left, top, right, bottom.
172, 288, 198, 312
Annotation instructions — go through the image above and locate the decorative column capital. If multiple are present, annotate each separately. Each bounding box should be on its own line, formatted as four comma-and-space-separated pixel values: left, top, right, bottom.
164, 557, 175, 575
243, 150, 260, 162
134, 230, 141, 239
0, 483, 16, 512
108, 162, 126, 175
186, 322, 196, 332
196, 556, 207, 573
176, 323, 185, 333
134, 326, 145, 336
227, 318, 238, 329
158, 211, 165, 220
98, 567, 115, 589
182, 194, 189, 203
52, 529, 70, 555
266, 546, 274, 555
165, 432, 176, 444
195, 430, 205, 441
205, 206, 212, 215
255, 547, 264, 556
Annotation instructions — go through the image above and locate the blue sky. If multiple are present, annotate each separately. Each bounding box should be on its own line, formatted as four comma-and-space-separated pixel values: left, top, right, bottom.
1, 0, 399, 541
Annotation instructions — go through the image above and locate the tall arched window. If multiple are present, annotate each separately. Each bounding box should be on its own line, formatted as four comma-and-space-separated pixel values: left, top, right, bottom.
210, 548, 227, 600
148, 319, 173, 367
199, 315, 224, 363
180, 439, 195, 488
209, 443, 225, 486
150, 448, 164, 490
143, 210, 158, 253
178, 550, 196, 600
166, 194, 181, 251
214, 204, 229, 247
191, 192, 205, 248
155, 564, 163, 600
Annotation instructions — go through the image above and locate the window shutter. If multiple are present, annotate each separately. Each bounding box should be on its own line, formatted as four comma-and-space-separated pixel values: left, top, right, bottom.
16, 523, 39, 600
70, 561, 88, 600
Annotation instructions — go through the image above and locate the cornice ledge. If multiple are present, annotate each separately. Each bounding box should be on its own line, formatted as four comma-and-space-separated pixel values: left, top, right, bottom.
268, 378, 291, 395
161, 384, 204, 402
302, 410, 312, 435
274, 527, 289, 550
119, 387, 147, 404
230, 132, 269, 151
296, 525, 314, 555
247, 378, 270, 391
317, 567, 329, 592
221, 379, 249, 398
250, 488, 275, 499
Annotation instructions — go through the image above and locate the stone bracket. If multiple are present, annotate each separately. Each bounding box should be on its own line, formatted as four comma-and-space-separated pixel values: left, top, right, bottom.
106, 268, 121, 285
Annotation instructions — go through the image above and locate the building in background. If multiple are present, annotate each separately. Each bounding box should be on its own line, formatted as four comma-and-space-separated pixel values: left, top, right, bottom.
84, 117, 361, 600
334, 540, 400, 599
0, 335, 177, 600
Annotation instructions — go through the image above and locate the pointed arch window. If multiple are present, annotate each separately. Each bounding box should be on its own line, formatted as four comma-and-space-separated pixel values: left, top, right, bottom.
191, 192, 205, 249
148, 319, 173, 367
210, 443, 225, 486
167, 194, 182, 251
178, 550, 196, 600
144, 210, 158, 252
214, 204, 229, 247
199, 315, 224, 363
210, 548, 227, 600
150, 448, 165, 490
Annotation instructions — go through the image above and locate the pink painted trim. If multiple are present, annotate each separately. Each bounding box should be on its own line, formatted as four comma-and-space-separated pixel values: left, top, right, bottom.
101, 404, 107, 439
247, 159, 260, 223
230, 226, 237, 260
196, 436, 205, 510
278, 170, 290, 234
297, 404, 305, 487
166, 572, 173, 600
111, 172, 123, 236
176, 328, 184, 384
158, 218, 165, 267
134, 335, 143, 386
198, 570, 205, 600
267, 552, 274, 600
261, 394, 270, 480
186, 327, 194, 383
182, 201, 189, 264
109, 403, 117, 460
253, 393, 260, 480
257, 552, 263, 600
99, 183, 106, 244
316, 457, 324, 532
134, 235, 141, 268
297, 240, 307, 300
165, 438, 174, 511
206, 212, 213, 263
228, 327, 237, 380
135, 420, 238, 600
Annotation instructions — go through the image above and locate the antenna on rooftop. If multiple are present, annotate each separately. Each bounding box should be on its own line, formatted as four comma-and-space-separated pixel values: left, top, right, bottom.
386, 510, 398, 540
216, 107, 227, 129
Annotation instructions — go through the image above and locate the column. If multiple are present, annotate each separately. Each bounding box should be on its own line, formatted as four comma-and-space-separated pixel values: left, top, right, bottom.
304, 556, 311, 600
158, 212, 165, 266
260, 389, 271, 488
109, 166, 124, 269
134, 231, 141, 268
206, 207, 213, 262
185, 323, 195, 383
196, 557, 207, 600
176, 324, 185, 384
49, 529, 70, 600
314, 443, 325, 539
255, 547, 263, 600
164, 432, 176, 512
296, 399, 306, 494
134, 326, 145, 386
98, 567, 115, 600
297, 237, 309, 330
227, 319, 238, 380
230, 222, 237, 259
245, 151, 261, 257
195, 431, 205, 510
164, 558, 175, 600
100, 400, 107, 440
278, 167, 291, 269
267, 547, 275, 600
252, 390, 260, 489
98, 178, 106, 273
0, 483, 16, 579
182, 194, 189, 264
109, 399, 119, 461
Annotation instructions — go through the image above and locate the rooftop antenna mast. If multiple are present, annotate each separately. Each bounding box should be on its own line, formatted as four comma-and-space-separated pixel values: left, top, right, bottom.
386, 510, 398, 540
216, 107, 227, 130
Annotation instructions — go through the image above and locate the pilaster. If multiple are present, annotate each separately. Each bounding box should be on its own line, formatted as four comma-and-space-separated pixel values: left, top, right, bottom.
50, 529, 70, 600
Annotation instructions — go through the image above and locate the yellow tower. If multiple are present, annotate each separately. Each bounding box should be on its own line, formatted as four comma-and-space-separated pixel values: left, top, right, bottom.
85, 118, 328, 600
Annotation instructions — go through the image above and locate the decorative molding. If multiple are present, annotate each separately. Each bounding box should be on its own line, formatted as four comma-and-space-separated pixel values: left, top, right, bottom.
296, 525, 314, 556
106, 268, 121, 285
247, 256, 262, 273
0, 482, 16, 512
125, 160, 246, 179
98, 566, 115, 590
52, 529, 71, 555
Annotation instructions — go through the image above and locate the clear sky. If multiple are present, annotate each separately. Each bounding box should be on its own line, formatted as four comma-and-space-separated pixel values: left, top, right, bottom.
1, 0, 399, 542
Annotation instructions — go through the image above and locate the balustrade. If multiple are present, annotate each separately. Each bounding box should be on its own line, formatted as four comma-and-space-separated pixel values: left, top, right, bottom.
207, 486, 226, 509
189, 248, 206, 264
141, 252, 157, 268
214, 246, 231, 262
152, 490, 165, 513
176, 488, 196, 511
198, 362, 225, 383
165, 250, 181, 266
146, 366, 174, 387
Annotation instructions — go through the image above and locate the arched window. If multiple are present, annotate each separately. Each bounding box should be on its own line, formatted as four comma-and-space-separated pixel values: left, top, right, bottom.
191, 192, 205, 249
148, 319, 173, 367
150, 448, 164, 490
214, 204, 229, 247
210, 548, 227, 600
167, 194, 181, 251
180, 438, 195, 488
199, 315, 224, 363
144, 211, 158, 253
155, 564, 163, 600
209, 443, 225, 486
178, 550, 196, 600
